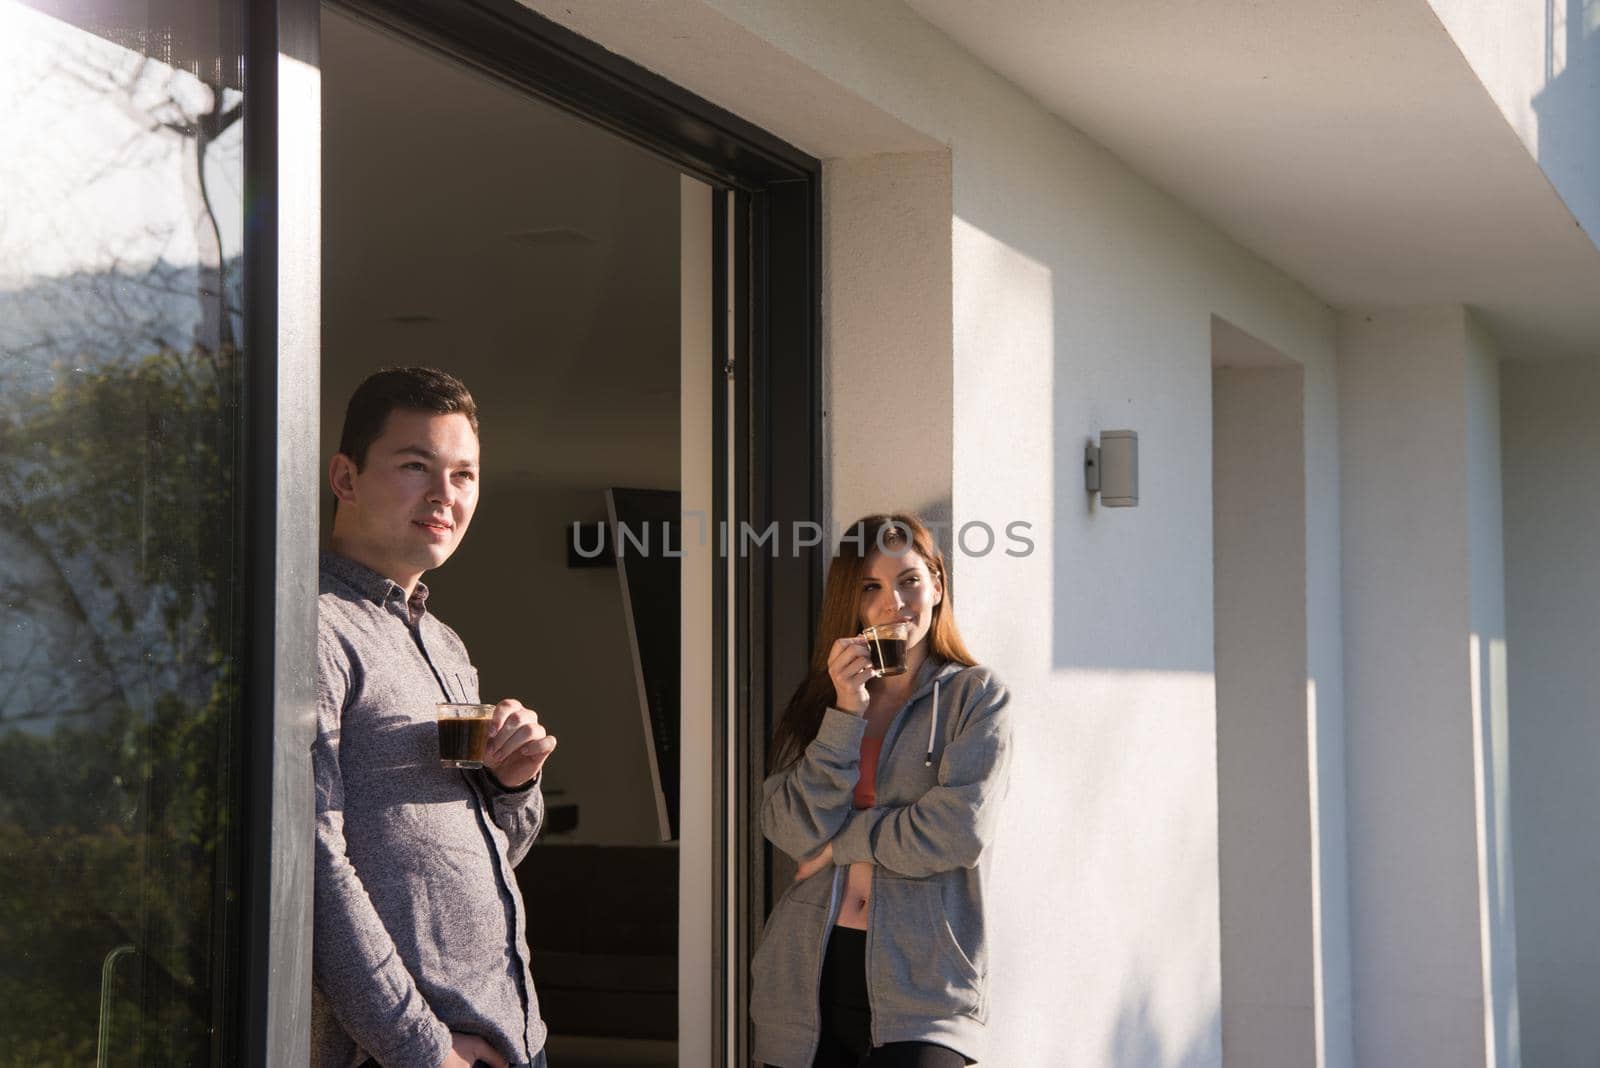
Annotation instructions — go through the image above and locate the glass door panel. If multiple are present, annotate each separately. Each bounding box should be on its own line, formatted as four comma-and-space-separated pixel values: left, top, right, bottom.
0, 1, 246, 1062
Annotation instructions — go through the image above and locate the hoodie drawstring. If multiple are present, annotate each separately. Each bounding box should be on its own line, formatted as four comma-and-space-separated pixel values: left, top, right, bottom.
925, 678, 940, 767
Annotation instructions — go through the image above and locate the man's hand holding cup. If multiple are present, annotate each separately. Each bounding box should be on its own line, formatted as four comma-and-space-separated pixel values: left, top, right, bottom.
482, 698, 556, 789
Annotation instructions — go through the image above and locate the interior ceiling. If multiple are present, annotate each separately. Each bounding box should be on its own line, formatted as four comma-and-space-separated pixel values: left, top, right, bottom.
906, 0, 1600, 361
321, 4, 682, 482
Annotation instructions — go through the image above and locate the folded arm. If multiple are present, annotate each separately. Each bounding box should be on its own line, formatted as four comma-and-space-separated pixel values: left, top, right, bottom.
830, 680, 1011, 878
760, 707, 867, 863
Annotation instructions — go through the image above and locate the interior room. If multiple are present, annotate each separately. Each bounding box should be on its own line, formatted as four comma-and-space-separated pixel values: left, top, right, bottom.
321, 6, 687, 1063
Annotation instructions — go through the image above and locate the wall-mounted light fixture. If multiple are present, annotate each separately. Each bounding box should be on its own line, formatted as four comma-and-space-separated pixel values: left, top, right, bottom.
1085, 430, 1138, 507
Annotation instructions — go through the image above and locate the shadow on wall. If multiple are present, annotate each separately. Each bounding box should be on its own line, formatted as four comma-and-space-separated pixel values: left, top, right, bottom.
830, 496, 952, 557
1111, 993, 1221, 1068
1535, 0, 1600, 237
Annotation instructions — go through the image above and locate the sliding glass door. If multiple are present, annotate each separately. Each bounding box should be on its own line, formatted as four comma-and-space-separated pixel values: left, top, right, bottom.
0, 1, 320, 1063
0, 1, 249, 1062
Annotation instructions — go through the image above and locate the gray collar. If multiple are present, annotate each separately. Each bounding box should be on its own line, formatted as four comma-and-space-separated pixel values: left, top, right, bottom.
320, 550, 431, 620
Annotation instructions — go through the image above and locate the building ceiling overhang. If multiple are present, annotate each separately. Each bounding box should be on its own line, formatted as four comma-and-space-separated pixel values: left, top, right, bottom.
905, 0, 1600, 360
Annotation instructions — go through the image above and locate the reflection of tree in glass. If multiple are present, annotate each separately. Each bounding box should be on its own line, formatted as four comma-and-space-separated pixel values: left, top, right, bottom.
0, 20, 243, 1066
0, 345, 241, 1066
0, 346, 240, 1061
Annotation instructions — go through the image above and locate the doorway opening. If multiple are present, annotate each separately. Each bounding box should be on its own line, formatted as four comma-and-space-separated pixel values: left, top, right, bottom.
1210, 316, 1317, 1066
322, 7, 687, 1064
319, 2, 819, 1064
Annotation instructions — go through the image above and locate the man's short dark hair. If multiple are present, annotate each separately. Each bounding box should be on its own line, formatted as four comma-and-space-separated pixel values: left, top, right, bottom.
338, 367, 479, 469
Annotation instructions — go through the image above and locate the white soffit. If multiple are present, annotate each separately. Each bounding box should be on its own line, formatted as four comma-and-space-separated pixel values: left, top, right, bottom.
906, 0, 1600, 360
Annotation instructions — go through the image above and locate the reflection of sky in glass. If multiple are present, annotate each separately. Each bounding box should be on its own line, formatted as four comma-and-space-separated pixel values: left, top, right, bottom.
0, 0, 243, 290
0, 0, 244, 729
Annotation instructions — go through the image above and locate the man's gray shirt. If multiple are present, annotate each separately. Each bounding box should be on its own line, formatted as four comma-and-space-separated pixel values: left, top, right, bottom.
313, 551, 546, 1068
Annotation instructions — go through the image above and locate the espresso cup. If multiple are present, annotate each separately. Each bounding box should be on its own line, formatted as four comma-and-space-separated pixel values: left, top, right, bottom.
436, 702, 495, 769
860, 620, 912, 678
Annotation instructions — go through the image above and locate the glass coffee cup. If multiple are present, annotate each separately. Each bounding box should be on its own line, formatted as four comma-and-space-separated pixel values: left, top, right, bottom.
860, 620, 912, 678
436, 702, 495, 769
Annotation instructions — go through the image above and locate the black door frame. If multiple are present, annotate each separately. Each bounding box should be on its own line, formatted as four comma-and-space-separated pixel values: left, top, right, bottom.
239, 1, 821, 1062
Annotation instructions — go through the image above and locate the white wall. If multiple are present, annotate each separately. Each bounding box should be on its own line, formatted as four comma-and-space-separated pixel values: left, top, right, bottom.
1502, 358, 1600, 1066
1338, 306, 1519, 1067
1426, 0, 1600, 241
517, 1, 1348, 1063
926, 24, 1347, 1068
1213, 362, 1315, 1067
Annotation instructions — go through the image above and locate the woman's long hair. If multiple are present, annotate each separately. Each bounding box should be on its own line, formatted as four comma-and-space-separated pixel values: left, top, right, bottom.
768, 513, 976, 772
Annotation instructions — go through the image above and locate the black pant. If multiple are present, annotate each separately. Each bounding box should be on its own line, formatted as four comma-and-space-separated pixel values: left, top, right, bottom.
796, 926, 969, 1068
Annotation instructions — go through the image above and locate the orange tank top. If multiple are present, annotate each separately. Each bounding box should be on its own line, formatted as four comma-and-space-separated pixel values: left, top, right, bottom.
854, 736, 884, 809
838, 735, 884, 930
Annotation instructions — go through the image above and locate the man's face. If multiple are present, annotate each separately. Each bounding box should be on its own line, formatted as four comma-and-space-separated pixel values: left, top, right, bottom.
329, 409, 480, 583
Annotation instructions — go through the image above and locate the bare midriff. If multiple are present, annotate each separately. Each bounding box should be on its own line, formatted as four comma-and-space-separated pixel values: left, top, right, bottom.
836, 735, 883, 931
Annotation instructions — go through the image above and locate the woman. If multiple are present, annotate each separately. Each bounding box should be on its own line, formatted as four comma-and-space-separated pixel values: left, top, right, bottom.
752, 514, 1012, 1068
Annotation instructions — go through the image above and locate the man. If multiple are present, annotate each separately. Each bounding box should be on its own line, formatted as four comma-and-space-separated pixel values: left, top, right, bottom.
314, 367, 555, 1068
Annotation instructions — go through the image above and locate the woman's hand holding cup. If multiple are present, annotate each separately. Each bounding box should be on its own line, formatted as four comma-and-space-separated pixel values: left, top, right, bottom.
827, 637, 873, 715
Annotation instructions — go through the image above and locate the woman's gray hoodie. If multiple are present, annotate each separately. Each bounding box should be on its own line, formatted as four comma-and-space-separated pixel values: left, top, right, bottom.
752, 659, 1012, 1067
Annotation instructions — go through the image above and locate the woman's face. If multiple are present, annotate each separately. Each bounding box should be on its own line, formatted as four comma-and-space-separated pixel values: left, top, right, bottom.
857, 547, 943, 651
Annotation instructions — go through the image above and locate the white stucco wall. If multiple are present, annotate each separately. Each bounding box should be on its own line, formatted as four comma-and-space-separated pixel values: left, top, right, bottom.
1427, 0, 1600, 241
1338, 306, 1519, 1067
1502, 358, 1600, 1067
518, 1, 1347, 1063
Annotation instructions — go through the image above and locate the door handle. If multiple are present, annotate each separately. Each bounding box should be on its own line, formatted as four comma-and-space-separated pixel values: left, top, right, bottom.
97, 943, 135, 1068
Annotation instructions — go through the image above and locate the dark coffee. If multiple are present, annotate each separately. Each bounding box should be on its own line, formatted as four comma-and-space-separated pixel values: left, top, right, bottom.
866, 636, 908, 677
438, 716, 492, 767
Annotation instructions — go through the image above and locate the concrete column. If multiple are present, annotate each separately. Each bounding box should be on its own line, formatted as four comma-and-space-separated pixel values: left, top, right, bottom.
1338, 306, 1518, 1067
